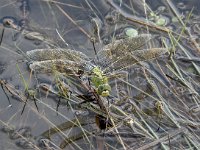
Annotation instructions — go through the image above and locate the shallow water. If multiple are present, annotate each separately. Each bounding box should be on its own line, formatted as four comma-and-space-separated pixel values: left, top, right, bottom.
0, 0, 200, 149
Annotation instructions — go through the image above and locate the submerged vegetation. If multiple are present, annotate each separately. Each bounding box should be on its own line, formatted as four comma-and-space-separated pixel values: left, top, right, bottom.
0, 0, 200, 149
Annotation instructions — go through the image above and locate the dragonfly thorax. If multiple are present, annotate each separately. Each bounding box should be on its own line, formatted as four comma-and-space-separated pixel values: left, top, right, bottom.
90, 66, 111, 97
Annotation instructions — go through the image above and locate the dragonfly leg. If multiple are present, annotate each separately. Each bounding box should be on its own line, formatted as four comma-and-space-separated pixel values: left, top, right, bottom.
156, 116, 162, 132
33, 97, 39, 112
56, 97, 61, 115
21, 96, 29, 115
21, 90, 39, 115
88, 78, 91, 86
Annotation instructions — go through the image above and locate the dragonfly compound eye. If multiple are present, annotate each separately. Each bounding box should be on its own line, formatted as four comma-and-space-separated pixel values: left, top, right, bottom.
97, 84, 111, 97
101, 90, 110, 97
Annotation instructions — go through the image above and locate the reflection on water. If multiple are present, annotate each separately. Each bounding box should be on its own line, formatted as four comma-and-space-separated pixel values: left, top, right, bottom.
0, 0, 200, 149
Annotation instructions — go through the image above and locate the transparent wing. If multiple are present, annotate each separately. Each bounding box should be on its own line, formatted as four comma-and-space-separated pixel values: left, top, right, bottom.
97, 34, 167, 72
131, 48, 168, 61
29, 59, 83, 74
102, 48, 167, 72
97, 34, 152, 60
26, 48, 89, 62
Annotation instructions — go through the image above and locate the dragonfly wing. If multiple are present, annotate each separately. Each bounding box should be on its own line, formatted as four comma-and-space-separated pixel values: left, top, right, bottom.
29, 59, 82, 74
97, 34, 153, 67
103, 48, 168, 72
120, 34, 152, 52
131, 48, 168, 61
102, 54, 138, 72
26, 48, 89, 62
98, 34, 152, 59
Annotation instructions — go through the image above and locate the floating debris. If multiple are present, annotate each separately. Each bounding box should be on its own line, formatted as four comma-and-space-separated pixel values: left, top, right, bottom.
124, 27, 138, 37
24, 31, 45, 41
155, 17, 167, 26
0, 16, 21, 31
9, 127, 32, 140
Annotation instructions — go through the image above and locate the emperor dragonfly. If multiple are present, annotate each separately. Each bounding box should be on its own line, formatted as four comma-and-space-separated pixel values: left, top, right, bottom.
26, 34, 167, 97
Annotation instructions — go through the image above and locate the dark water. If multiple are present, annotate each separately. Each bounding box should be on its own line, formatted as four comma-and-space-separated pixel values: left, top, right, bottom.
0, 0, 200, 149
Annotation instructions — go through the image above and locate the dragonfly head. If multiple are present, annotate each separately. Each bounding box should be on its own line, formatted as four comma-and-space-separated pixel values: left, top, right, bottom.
97, 84, 111, 97
101, 90, 110, 97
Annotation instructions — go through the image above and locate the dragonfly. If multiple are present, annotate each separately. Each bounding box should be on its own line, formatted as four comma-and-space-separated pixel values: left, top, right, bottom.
24, 33, 168, 131
26, 34, 167, 99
